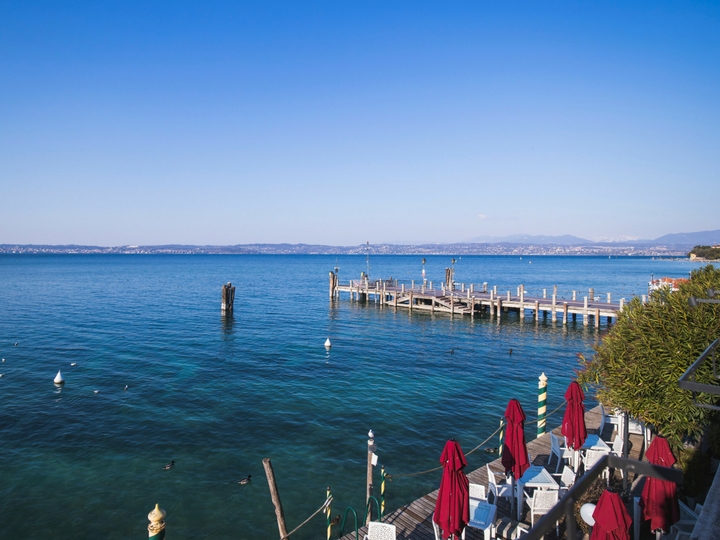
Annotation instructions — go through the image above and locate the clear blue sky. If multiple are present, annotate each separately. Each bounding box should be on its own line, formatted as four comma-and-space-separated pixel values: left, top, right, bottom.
1, 1, 719, 245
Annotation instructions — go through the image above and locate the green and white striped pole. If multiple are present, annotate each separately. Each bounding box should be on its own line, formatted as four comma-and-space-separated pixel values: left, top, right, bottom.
537, 372, 548, 437
148, 504, 166, 540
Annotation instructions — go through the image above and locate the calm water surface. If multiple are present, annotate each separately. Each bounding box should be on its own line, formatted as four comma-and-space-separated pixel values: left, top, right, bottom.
0, 255, 703, 539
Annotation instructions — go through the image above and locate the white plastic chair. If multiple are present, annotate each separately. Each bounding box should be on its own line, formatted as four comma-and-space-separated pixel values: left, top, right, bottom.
550, 433, 574, 473
610, 434, 624, 456
486, 464, 514, 504
467, 497, 497, 540
551, 465, 576, 496
469, 482, 487, 501
582, 448, 610, 483
525, 488, 559, 533
365, 521, 396, 540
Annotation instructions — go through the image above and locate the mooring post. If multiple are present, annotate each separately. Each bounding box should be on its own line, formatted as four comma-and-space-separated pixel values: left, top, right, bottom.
537, 373, 548, 437
535, 300, 540, 322
589, 287, 595, 302
572, 290, 577, 301
148, 504, 167, 540
620, 298, 625, 310
429, 280, 433, 290
583, 296, 589, 326
543, 288, 547, 299
221, 282, 236, 313
328, 272, 335, 299
595, 308, 600, 328
498, 418, 505, 456
366, 430, 376, 524
551, 294, 557, 323
563, 302, 568, 325
326, 487, 332, 540
380, 465, 386, 518
519, 285, 525, 319
607, 292, 612, 303
263, 458, 288, 540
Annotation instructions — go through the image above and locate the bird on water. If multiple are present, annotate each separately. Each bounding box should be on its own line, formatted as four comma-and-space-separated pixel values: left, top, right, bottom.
330, 515, 341, 526
70, 363, 77, 366
238, 475, 251, 485
124, 385, 128, 391
163, 460, 175, 470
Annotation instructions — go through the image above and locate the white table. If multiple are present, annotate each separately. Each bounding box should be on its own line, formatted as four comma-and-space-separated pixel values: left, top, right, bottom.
582, 434, 610, 451
467, 500, 497, 540
516, 466, 559, 520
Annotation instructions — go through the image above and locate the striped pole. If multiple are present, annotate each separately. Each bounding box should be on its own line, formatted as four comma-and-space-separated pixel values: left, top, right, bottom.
380, 465, 386, 518
498, 418, 505, 456
326, 487, 332, 540
148, 504, 166, 540
537, 372, 548, 436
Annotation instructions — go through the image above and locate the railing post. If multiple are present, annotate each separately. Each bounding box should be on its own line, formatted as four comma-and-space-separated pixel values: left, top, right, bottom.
537, 373, 548, 437
147, 504, 167, 540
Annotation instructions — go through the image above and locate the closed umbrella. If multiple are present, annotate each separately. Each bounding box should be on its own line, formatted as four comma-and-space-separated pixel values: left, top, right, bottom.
562, 380, 588, 470
591, 490, 631, 540
433, 440, 470, 540
640, 436, 680, 535
501, 399, 530, 520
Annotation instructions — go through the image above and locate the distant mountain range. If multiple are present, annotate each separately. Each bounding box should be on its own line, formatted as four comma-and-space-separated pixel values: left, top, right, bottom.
1, 229, 718, 256
468, 229, 720, 246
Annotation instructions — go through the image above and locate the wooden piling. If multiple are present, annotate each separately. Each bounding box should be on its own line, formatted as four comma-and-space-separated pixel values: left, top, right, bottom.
563, 302, 568, 325
535, 300, 540, 321
221, 282, 236, 313
262, 458, 288, 540
519, 285, 525, 320
551, 294, 557, 322
583, 296, 589, 326
595, 308, 600, 328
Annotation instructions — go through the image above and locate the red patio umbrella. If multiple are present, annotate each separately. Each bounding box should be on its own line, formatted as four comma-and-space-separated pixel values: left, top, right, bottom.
501, 399, 530, 479
433, 440, 470, 540
590, 490, 632, 540
640, 436, 680, 533
561, 381, 588, 451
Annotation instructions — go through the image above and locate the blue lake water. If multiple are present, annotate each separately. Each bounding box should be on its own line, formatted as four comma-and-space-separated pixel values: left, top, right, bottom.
0, 254, 705, 539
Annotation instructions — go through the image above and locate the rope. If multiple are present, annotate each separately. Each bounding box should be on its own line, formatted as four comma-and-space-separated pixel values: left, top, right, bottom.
280, 496, 333, 540
384, 400, 568, 481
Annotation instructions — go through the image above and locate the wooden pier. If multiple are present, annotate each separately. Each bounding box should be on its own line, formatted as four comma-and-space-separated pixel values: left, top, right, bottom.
332, 276, 625, 327
339, 406, 646, 540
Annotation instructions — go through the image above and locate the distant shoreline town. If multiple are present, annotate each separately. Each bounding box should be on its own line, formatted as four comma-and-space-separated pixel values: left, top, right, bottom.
0, 242, 698, 257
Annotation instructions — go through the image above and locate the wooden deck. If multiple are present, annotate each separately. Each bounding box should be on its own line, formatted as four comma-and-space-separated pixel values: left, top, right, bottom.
334, 279, 626, 327
339, 406, 645, 540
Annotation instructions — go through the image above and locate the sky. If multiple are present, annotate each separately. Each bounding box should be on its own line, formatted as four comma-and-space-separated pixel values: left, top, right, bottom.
1, 1, 719, 246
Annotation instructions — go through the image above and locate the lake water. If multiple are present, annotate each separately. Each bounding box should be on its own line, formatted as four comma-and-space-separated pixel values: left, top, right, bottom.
0, 254, 704, 539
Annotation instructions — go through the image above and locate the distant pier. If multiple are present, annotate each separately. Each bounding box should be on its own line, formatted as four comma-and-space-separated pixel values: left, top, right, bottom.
331, 275, 625, 327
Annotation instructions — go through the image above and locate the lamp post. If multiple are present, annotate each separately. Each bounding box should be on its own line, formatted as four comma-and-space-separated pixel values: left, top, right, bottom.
689, 288, 720, 307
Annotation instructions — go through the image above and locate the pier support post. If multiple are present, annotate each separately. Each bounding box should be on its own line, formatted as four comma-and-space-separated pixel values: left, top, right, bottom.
450, 295, 454, 317
537, 373, 548, 437
409, 291, 413, 312
607, 292, 612, 303
543, 289, 547, 299
551, 294, 557, 323
563, 302, 568, 325
263, 458, 289, 540
148, 504, 167, 540
470, 297, 475, 319
483, 282, 487, 293
497, 298, 502, 320
493, 285, 497, 295
429, 281, 433, 290
534, 301, 539, 322
595, 308, 600, 328
583, 297, 589, 326
519, 285, 525, 320
620, 298, 625, 311
221, 282, 236, 313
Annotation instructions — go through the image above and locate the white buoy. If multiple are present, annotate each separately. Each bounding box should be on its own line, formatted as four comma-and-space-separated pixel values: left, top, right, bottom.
0, 374, 4, 378
54, 370, 65, 384
94, 390, 99, 394
324, 338, 332, 349
70, 363, 77, 367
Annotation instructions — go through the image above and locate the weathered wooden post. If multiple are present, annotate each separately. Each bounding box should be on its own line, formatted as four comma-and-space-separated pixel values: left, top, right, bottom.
551, 293, 557, 323
221, 282, 236, 313
595, 308, 600, 328
583, 296, 589, 326
589, 287, 595, 301
572, 291, 577, 301
519, 285, 525, 320
328, 272, 337, 299
620, 297, 625, 311
563, 302, 568, 325
543, 288, 547, 299
497, 297, 502, 320
263, 458, 288, 540
535, 300, 540, 321
607, 292, 612, 303
537, 373, 548, 437
147, 504, 167, 540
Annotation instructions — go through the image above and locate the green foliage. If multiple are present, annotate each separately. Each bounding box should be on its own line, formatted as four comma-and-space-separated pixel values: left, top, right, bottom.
689, 245, 720, 260
578, 265, 720, 455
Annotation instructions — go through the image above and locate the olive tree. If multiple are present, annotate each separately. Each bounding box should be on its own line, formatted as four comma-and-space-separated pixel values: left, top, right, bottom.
578, 265, 720, 454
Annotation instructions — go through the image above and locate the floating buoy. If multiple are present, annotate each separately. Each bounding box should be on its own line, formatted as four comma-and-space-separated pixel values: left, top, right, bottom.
93, 390, 99, 394
70, 363, 77, 367
324, 338, 332, 349
1, 358, 4, 362
54, 370, 65, 384
0, 374, 4, 378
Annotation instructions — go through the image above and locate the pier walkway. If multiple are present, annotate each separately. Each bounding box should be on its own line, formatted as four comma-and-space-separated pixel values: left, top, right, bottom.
339, 406, 645, 540
333, 278, 626, 327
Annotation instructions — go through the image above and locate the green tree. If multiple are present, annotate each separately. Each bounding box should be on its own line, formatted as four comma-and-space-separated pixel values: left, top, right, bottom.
578, 265, 720, 455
